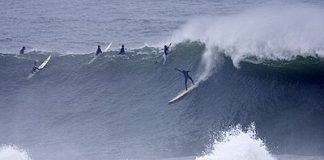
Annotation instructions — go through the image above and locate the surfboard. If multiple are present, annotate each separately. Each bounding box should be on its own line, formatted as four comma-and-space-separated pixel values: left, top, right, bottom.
27, 55, 51, 79
88, 42, 112, 64
38, 55, 51, 69
168, 85, 196, 104
104, 42, 113, 52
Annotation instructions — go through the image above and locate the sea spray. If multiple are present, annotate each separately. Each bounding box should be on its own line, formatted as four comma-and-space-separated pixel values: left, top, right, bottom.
196, 47, 225, 83
172, 4, 324, 81
196, 124, 275, 160
0, 145, 32, 160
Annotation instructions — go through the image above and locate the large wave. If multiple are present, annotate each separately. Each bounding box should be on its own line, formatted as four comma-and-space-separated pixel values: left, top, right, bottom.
171, 4, 324, 82
1, 40, 324, 159
1, 7, 324, 157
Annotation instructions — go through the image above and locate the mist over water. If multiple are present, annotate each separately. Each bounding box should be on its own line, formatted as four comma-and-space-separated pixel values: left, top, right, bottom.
171, 4, 324, 81
172, 5, 324, 59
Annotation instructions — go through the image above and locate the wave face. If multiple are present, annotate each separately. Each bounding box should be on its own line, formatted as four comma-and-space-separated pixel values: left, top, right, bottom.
0, 40, 324, 159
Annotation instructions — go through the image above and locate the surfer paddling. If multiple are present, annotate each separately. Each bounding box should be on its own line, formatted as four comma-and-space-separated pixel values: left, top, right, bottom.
175, 68, 195, 90
96, 45, 102, 56
163, 43, 171, 64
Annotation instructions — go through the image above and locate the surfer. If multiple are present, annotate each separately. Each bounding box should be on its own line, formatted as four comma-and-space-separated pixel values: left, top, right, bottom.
119, 44, 125, 54
19, 46, 26, 54
96, 45, 102, 56
175, 68, 195, 90
31, 61, 40, 73
163, 43, 171, 64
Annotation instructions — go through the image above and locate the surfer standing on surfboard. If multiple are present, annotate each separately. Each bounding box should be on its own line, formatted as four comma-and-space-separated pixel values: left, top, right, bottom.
96, 45, 102, 56
163, 43, 171, 64
175, 68, 195, 90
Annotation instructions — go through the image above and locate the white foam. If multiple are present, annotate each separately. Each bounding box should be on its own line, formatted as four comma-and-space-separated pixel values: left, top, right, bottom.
0, 145, 32, 160
171, 4, 324, 81
196, 124, 275, 160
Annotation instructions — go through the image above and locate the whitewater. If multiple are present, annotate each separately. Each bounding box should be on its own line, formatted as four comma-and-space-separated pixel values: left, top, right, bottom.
1, 0, 324, 160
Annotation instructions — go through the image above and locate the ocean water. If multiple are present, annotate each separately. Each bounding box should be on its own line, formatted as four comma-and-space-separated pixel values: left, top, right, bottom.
1, 0, 324, 160
0, 0, 302, 54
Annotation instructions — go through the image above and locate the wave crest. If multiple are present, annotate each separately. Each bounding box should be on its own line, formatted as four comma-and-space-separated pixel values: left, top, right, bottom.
196, 124, 275, 160
0, 145, 32, 160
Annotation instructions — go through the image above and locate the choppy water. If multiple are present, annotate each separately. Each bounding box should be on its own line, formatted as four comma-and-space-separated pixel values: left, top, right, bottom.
3, 0, 321, 54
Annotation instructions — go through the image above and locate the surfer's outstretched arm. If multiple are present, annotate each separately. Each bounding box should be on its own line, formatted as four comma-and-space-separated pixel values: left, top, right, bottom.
175, 68, 182, 72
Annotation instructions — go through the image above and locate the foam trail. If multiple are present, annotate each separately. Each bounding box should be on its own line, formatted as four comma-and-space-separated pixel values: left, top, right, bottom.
171, 4, 324, 81
0, 145, 32, 160
196, 124, 275, 160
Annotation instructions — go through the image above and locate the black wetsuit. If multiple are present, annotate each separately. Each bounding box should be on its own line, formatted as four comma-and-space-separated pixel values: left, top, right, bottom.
119, 45, 125, 54
20, 47, 25, 54
176, 68, 195, 90
96, 46, 102, 56
164, 43, 172, 55
31, 62, 39, 73
164, 45, 169, 55
32, 66, 39, 72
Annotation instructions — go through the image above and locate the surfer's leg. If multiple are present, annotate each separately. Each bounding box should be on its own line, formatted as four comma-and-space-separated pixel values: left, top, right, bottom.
185, 78, 188, 90
163, 54, 166, 64
188, 76, 195, 85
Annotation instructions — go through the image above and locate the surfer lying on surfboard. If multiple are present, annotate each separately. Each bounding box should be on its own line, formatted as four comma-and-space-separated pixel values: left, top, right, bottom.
175, 68, 195, 90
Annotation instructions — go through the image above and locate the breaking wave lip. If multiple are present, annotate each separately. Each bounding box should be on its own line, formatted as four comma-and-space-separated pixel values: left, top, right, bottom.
0, 145, 32, 160
196, 124, 275, 160
170, 4, 324, 82
171, 4, 324, 60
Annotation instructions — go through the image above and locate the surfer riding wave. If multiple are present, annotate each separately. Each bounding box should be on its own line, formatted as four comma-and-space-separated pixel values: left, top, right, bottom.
175, 68, 195, 90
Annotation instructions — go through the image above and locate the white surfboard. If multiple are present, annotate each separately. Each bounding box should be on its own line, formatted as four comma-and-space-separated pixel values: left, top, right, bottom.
27, 55, 51, 79
168, 84, 196, 104
38, 55, 51, 69
104, 42, 113, 52
88, 42, 112, 64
